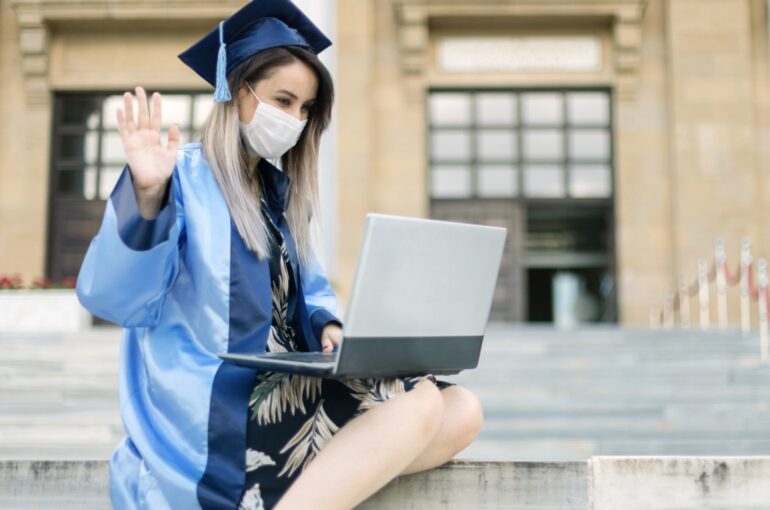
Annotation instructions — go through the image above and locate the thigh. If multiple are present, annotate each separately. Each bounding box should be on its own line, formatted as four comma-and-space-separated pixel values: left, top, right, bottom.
239, 372, 457, 509
240, 372, 439, 509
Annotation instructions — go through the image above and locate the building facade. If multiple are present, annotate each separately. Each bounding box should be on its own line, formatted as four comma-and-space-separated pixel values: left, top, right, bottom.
2, 0, 770, 326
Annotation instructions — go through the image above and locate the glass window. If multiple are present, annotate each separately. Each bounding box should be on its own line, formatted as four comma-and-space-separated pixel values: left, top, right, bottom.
194, 94, 215, 127
62, 97, 100, 128
101, 96, 123, 129
476, 93, 516, 126
567, 92, 609, 125
58, 134, 88, 162
431, 130, 471, 161
100, 132, 125, 165
431, 165, 471, 198
157, 96, 191, 128
99, 166, 124, 200
523, 129, 563, 160
83, 166, 98, 200
53, 92, 207, 201
477, 130, 516, 161
57, 170, 86, 196
429, 93, 471, 126
428, 89, 612, 199
569, 164, 611, 197
478, 165, 518, 197
524, 164, 565, 197
569, 129, 610, 160
521, 92, 563, 125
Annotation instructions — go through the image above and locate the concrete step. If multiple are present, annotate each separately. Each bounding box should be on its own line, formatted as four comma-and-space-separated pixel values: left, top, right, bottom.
460, 438, 770, 461
481, 413, 770, 436
2, 457, 768, 509
2, 325, 768, 463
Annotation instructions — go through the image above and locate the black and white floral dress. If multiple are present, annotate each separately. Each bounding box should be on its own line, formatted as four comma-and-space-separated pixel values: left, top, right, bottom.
237, 179, 455, 510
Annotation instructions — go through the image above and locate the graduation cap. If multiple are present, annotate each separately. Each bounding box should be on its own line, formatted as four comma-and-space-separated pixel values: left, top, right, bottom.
178, 0, 332, 103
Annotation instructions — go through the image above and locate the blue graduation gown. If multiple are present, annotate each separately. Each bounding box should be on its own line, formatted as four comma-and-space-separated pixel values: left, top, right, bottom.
75, 142, 343, 509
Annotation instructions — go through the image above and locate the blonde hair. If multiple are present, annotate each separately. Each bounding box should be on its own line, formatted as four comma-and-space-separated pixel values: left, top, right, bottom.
198, 46, 334, 267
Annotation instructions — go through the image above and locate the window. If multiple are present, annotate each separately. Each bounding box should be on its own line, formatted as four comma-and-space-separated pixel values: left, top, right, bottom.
52, 92, 213, 201
427, 89, 613, 199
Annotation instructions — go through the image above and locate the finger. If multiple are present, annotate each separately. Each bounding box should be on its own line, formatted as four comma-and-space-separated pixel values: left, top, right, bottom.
136, 86, 149, 130
167, 123, 180, 153
123, 92, 136, 134
150, 92, 162, 132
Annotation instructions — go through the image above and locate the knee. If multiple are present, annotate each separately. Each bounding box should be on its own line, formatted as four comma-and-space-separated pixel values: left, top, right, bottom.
453, 387, 484, 445
411, 379, 445, 439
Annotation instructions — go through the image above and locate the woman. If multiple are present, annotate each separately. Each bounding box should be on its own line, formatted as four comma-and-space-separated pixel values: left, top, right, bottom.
76, 1, 484, 509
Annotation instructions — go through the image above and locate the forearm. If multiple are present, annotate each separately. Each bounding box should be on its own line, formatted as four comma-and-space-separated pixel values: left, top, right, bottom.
135, 177, 171, 220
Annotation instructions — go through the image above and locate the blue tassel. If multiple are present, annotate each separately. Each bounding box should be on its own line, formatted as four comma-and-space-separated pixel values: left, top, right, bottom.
214, 21, 231, 102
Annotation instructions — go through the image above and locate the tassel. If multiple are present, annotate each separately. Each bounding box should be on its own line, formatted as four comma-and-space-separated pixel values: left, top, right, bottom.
214, 21, 231, 102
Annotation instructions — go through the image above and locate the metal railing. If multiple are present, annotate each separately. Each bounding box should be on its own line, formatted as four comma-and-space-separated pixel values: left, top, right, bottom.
650, 237, 769, 363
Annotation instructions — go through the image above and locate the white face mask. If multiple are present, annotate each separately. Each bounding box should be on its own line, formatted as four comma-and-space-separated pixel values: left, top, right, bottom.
239, 84, 308, 160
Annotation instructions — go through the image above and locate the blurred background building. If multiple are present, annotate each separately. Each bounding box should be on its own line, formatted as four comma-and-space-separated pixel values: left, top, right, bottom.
2, 0, 770, 327
3, 3, 770, 491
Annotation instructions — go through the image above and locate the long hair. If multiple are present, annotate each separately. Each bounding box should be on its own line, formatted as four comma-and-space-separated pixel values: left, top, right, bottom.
198, 45, 334, 266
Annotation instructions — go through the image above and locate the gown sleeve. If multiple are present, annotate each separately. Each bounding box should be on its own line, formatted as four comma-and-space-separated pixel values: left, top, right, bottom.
300, 243, 343, 342
75, 163, 185, 328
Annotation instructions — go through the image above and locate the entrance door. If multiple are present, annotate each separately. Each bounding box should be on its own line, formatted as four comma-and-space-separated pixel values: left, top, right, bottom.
430, 199, 524, 322
427, 88, 616, 323
524, 203, 617, 324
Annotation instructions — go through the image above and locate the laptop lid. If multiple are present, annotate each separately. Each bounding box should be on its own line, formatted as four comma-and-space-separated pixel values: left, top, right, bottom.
334, 213, 507, 377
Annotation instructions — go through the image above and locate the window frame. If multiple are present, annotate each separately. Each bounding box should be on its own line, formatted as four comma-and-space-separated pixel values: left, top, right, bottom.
426, 87, 615, 202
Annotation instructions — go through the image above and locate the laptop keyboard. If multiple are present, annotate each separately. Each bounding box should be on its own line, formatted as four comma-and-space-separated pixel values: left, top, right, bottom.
260, 352, 338, 363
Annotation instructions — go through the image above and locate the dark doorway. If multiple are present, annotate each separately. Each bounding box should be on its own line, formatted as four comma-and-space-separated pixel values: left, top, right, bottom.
524, 203, 616, 324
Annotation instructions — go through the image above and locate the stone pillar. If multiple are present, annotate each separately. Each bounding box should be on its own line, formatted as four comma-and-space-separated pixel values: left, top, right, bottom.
665, 0, 762, 325
0, 0, 50, 283
614, 0, 675, 324
335, 0, 376, 310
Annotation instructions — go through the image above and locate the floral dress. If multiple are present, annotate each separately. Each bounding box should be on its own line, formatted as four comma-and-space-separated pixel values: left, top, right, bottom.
237, 181, 455, 510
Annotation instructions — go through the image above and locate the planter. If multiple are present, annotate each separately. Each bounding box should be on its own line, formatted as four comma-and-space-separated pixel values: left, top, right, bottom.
0, 289, 92, 333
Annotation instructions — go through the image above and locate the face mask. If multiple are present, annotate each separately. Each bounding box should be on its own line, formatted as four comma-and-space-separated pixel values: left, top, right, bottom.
240, 84, 308, 160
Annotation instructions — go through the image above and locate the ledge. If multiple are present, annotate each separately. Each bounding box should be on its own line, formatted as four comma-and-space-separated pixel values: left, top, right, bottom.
3, 456, 770, 509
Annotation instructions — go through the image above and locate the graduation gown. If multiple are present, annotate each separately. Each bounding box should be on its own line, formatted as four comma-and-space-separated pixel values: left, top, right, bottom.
75, 142, 342, 509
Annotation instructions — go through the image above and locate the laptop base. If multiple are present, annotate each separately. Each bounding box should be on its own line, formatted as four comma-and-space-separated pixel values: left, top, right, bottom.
219, 335, 479, 379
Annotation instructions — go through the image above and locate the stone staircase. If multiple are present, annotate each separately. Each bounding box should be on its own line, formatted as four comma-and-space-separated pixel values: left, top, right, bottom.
0, 328, 122, 460
1, 324, 769, 461
1, 324, 770, 507
442, 324, 770, 461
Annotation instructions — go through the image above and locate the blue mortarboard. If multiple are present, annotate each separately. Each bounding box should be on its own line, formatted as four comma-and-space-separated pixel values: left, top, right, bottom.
178, 0, 332, 102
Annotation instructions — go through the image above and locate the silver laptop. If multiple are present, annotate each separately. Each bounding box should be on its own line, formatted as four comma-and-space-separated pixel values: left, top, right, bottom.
219, 213, 507, 379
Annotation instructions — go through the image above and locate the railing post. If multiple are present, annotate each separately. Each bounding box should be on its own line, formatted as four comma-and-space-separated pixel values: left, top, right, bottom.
715, 239, 728, 329
740, 237, 752, 335
663, 291, 675, 329
650, 306, 661, 329
678, 274, 691, 329
757, 259, 768, 364
698, 258, 710, 330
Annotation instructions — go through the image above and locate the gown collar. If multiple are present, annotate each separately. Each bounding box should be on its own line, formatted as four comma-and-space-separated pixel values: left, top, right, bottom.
256, 157, 290, 213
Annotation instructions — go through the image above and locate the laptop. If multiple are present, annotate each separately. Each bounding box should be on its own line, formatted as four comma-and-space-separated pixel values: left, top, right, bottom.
219, 213, 507, 379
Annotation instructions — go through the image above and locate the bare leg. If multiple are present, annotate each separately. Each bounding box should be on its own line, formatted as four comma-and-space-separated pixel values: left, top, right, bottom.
398, 385, 484, 476
273, 378, 445, 510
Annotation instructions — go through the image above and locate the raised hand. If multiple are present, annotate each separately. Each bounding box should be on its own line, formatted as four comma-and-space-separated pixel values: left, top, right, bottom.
116, 86, 180, 218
